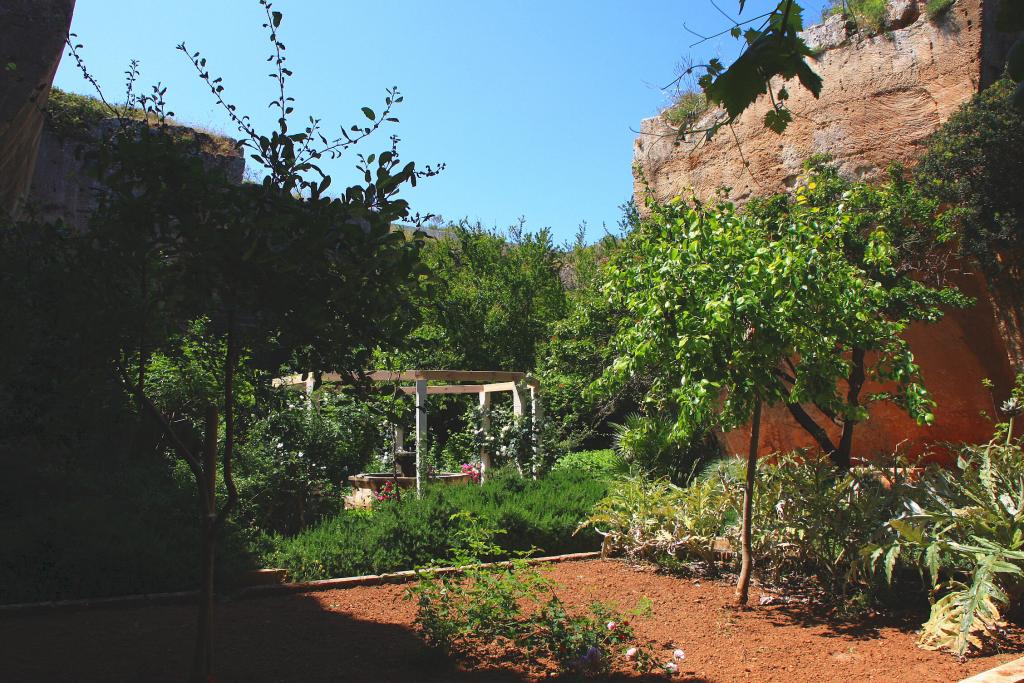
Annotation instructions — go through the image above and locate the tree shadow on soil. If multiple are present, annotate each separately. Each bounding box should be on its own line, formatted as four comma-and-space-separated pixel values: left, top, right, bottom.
758, 601, 927, 641
0, 591, 710, 682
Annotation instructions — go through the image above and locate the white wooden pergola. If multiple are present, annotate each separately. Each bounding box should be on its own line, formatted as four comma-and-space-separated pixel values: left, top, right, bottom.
272, 370, 542, 492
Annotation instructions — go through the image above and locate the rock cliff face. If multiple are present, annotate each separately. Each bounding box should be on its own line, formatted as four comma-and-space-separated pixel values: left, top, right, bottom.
27, 121, 245, 230
634, 0, 1008, 204
0, 0, 76, 214
633, 0, 1018, 461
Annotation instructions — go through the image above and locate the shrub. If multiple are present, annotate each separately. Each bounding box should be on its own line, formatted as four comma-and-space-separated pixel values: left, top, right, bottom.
580, 467, 735, 567
925, 0, 954, 20
862, 432, 1024, 656
824, 0, 887, 32
233, 389, 387, 535
266, 469, 608, 580
405, 512, 658, 677
0, 449, 255, 603
551, 450, 627, 478
748, 452, 916, 597
611, 413, 720, 485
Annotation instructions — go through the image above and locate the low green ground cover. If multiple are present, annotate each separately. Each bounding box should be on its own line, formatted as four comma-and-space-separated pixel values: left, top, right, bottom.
265, 468, 609, 581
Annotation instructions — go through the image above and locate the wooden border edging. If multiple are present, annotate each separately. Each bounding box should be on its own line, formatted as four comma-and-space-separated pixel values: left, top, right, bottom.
958, 656, 1024, 683
0, 551, 601, 616
234, 551, 602, 598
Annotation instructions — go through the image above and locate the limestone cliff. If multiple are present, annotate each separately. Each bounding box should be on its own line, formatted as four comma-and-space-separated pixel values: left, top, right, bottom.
634, 0, 1012, 204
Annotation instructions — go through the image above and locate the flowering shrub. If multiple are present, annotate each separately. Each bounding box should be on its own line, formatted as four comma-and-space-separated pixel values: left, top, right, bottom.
460, 462, 481, 483
405, 512, 660, 677
527, 597, 659, 676
373, 480, 399, 502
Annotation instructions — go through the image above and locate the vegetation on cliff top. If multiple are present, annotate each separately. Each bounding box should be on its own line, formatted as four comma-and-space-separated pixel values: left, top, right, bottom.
45, 87, 237, 155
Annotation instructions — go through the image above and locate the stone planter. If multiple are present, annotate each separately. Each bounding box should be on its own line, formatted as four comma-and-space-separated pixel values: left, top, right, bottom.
344, 471, 474, 509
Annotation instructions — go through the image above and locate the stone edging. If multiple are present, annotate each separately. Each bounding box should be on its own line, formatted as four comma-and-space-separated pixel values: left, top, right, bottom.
958, 656, 1024, 683
0, 551, 601, 617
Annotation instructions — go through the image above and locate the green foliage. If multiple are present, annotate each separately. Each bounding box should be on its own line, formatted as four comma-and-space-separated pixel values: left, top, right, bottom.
538, 231, 639, 457
145, 317, 257, 439
611, 413, 721, 484
267, 469, 608, 580
599, 164, 967, 469
663, 90, 707, 128
916, 78, 1024, 279
925, 0, 955, 19
0, 449, 255, 603
588, 456, 918, 598
824, 0, 887, 32
581, 468, 735, 567
43, 87, 236, 153
234, 389, 388, 535
551, 450, 627, 478
405, 512, 552, 652
862, 429, 1024, 656
692, 1, 822, 138
44, 87, 143, 139
405, 512, 656, 676
749, 452, 916, 596
389, 220, 566, 373
0, 214, 128, 445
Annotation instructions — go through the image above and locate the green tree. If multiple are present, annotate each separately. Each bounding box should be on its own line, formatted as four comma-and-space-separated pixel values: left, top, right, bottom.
596, 184, 962, 603
740, 160, 970, 468
70, 3, 431, 679
390, 220, 567, 373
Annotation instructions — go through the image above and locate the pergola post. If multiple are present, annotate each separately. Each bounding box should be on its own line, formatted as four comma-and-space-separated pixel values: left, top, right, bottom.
511, 381, 525, 417
512, 381, 526, 476
415, 379, 427, 495
478, 390, 492, 483
530, 385, 543, 474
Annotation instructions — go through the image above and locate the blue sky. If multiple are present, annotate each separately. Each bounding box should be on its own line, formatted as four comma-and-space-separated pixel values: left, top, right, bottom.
55, 0, 827, 244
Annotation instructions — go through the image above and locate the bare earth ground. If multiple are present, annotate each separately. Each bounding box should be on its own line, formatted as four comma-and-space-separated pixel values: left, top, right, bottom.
0, 559, 1020, 682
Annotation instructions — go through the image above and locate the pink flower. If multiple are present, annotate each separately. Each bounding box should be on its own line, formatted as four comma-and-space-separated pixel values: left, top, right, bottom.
665, 661, 679, 674
624, 647, 638, 661
606, 621, 617, 630
673, 649, 686, 661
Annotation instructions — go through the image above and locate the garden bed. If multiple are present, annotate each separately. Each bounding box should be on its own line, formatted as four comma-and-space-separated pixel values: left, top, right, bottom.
0, 559, 1020, 682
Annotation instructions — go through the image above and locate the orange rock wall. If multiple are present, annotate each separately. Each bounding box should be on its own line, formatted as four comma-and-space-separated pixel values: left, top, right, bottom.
634, 0, 1018, 462
634, 0, 996, 204
718, 270, 1014, 463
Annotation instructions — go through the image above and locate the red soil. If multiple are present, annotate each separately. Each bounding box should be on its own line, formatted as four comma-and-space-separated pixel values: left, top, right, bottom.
1, 559, 1020, 682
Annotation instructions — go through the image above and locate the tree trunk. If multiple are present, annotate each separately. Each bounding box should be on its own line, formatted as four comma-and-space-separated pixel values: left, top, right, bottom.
192, 404, 218, 683
833, 347, 866, 471
735, 400, 762, 606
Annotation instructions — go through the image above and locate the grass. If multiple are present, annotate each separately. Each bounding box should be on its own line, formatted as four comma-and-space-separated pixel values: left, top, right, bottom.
662, 90, 707, 129
45, 87, 238, 155
925, 0, 955, 19
823, 0, 888, 32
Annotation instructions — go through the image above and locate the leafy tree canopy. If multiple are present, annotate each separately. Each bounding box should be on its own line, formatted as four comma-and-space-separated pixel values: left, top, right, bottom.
595, 163, 968, 468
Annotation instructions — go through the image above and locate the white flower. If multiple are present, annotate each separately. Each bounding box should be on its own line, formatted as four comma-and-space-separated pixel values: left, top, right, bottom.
673, 649, 685, 661
606, 621, 617, 630
665, 661, 679, 673
624, 647, 638, 660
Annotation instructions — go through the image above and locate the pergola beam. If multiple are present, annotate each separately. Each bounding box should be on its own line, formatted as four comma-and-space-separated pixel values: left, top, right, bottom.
368, 370, 539, 387
398, 384, 486, 395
